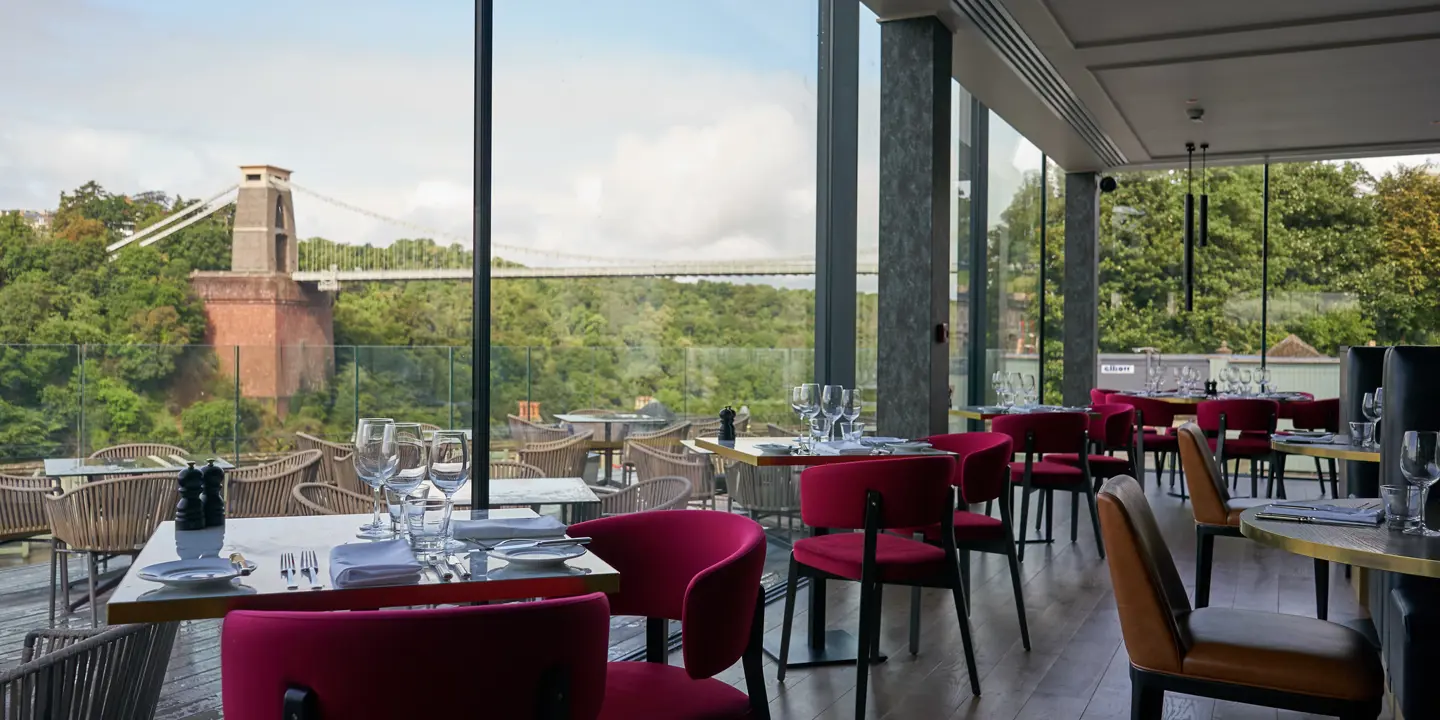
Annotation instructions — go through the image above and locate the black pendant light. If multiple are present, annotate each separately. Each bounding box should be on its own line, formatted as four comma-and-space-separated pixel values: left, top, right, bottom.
1183, 142, 1195, 311
1199, 143, 1209, 248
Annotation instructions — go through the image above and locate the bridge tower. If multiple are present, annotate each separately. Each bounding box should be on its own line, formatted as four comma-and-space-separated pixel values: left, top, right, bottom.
190, 165, 334, 414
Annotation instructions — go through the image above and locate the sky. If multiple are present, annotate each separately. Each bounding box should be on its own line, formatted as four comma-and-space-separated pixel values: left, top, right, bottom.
0, 0, 1432, 273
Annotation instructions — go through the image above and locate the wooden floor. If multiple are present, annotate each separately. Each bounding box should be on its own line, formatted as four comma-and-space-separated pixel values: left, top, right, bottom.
0, 470, 1391, 720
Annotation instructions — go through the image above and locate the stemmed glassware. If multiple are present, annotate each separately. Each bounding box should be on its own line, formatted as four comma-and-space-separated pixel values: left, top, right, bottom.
841, 389, 862, 427
821, 385, 844, 442
353, 418, 398, 540
991, 371, 1005, 406
386, 423, 430, 544
1238, 368, 1253, 396
1363, 389, 1384, 447
1400, 431, 1440, 537
1256, 366, 1273, 395
794, 383, 820, 447
428, 430, 471, 553
1020, 374, 1037, 407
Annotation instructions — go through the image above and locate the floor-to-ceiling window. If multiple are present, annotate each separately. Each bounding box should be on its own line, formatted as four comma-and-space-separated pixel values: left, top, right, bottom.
857, 3, 880, 426
1041, 157, 1065, 404
982, 112, 1043, 403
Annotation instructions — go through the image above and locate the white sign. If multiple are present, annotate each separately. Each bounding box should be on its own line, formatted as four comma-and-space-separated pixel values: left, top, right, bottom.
1100, 364, 1135, 375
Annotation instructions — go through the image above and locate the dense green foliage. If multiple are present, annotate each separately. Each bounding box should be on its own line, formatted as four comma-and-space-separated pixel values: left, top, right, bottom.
0, 161, 1437, 459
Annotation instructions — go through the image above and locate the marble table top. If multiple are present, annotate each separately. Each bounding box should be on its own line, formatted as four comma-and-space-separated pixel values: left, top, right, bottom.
106, 509, 619, 624
554, 413, 667, 425
45, 455, 235, 478
449, 476, 599, 508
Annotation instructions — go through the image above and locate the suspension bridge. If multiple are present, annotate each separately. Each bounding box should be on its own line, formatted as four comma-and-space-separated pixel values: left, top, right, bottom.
107, 168, 880, 286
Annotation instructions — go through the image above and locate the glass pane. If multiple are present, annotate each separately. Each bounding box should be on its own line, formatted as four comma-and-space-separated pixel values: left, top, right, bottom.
984, 112, 1043, 403
950, 83, 974, 430
1043, 158, 1065, 404
858, 3, 880, 425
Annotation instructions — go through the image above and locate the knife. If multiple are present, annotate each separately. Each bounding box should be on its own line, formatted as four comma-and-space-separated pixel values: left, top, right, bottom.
1254, 512, 1378, 528
446, 554, 472, 580
430, 557, 453, 582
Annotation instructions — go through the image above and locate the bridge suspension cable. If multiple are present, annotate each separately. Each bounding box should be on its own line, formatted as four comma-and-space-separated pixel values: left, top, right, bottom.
107, 184, 238, 253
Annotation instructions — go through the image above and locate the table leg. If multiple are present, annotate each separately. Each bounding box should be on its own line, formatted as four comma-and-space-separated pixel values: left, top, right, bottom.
1314, 557, 1329, 621
1270, 452, 1288, 500
602, 426, 613, 484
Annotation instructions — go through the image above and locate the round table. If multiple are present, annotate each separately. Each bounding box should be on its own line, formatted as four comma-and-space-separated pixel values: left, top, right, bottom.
1270, 436, 1380, 463
1240, 499, 1440, 579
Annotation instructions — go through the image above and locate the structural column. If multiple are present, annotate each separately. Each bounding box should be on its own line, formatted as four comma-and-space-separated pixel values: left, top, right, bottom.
814, 0, 858, 389
1062, 171, 1099, 407
878, 16, 951, 440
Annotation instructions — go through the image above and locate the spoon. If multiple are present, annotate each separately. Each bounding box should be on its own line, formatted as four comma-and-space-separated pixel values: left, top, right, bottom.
228, 552, 253, 576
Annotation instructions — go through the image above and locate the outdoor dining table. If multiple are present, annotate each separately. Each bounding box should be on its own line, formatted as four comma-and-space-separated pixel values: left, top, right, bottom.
106, 508, 619, 624
449, 476, 601, 523
44, 455, 235, 489
692, 435, 956, 670
555, 412, 668, 484
949, 405, 1099, 421
1268, 435, 1380, 501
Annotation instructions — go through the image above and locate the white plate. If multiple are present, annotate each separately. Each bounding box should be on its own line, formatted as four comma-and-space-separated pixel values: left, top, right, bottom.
138, 558, 241, 587
490, 544, 588, 568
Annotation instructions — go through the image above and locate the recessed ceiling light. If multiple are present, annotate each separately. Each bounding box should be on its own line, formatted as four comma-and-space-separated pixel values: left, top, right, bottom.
1186, 98, 1200, 104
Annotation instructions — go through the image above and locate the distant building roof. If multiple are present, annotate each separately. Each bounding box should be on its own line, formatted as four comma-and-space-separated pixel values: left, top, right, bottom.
1269, 333, 1323, 358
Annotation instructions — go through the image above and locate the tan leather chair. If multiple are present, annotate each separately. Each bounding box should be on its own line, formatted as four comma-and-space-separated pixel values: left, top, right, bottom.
1176, 423, 1332, 619
1097, 475, 1381, 719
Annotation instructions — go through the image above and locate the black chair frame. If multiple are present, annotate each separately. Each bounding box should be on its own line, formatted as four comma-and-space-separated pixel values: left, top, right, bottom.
1013, 428, 1105, 563
1130, 664, 1379, 720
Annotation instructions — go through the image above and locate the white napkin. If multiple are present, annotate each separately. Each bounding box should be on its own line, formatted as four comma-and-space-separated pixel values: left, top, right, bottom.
328, 540, 422, 588
1262, 504, 1381, 525
452, 516, 567, 541
754, 443, 793, 454
1279, 434, 1335, 444
813, 441, 872, 456
861, 437, 905, 446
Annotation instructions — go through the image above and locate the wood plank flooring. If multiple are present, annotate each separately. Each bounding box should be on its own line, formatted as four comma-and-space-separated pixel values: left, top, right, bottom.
0, 469, 1391, 719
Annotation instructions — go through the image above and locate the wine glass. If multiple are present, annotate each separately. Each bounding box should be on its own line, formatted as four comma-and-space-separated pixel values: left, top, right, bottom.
1256, 366, 1272, 394
353, 418, 398, 540
1021, 374, 1037, 407
387, 423, 430, 545
841, 389, 862, 426
428, 430, 471, 553
991, 371, 1005, 405
1401, 431, 1440, 536
1238, 368, 1253, 395
1362, 391, 1381, 423
797, 383, 820, 446
790, 386, 809, 442
821, 385, 844, 441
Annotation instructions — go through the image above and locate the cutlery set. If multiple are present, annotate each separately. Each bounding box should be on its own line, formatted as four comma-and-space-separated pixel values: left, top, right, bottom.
268, 537, 587, 589
279, 551, 324, 591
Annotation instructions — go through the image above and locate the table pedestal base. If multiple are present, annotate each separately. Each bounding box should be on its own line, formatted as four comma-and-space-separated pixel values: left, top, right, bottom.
762, 628, 888, 668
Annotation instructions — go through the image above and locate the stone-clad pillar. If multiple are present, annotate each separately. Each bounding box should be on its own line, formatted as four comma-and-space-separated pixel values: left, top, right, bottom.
878, 17, 951, 440
1062, 171, 1099, 407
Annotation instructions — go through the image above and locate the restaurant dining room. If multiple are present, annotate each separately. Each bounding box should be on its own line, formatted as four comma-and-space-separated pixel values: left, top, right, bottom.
6, 0, 1440, 718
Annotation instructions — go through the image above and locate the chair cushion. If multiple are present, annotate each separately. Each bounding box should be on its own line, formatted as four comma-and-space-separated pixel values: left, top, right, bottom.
600, 661, 753, 719
792, 532, 946, 583
899, 510, 1006, 543
1224, 498, 1273, 525
1178, 607, 1382, 702
1207, 436, 1272, 458
1009, 461, 1085, 488
1045, 453, 1132, 478
1141, 432, 1179, 451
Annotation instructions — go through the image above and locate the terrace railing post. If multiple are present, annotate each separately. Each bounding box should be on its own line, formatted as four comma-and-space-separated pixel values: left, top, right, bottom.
234, 345, 241, 462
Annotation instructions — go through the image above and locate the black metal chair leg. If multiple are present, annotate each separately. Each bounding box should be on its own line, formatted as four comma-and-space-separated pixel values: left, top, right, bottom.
854, 580, 876, 720
958, 549, 971, 611
870, 583, 883, 658
1130, 670, 1164, 720
1195, 530, 1215, 608
776, 555, 799, 681
47, 544, 58, 627
1070, 489, 1080, 542
947, 566, 982, 696
1315, 558, 1329, 621
1085, 486, 1106, 559
1328, 458, 1339, 498
1017, 487, 1032, 564
908, 585, 921, 656
87, 552, 100, 628
1044, 489, 1054, 541
1004, 539, 1031, 650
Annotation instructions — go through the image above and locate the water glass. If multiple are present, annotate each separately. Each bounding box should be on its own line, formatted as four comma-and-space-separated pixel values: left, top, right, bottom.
1401, 431, 1440, 537
1349, 421, 1375, 448
840, 421, 865, 442
429, 430, 470, 552
404, 485, 446, 552
821, 385, 844, 440
1382, 484, 1422, 531
1021, 374, 1037, 407
792, 385, 818, 442
354, 418, 398, 540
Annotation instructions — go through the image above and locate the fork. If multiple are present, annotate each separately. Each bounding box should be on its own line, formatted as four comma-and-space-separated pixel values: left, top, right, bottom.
300, 550, 323, 590
281, 552, 298, 590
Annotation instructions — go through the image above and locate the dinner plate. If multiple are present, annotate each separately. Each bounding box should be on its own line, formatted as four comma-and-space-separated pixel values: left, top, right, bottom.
490, 544, 588, 568
138, 558, 242, 587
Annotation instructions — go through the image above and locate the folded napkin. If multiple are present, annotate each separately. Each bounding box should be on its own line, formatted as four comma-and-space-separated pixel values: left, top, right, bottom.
329, 540, 423, 588
1261, 504, 1382, 525
754, 443, 793, 454
860, 437, 906, 446
1276, 433, 1335, 444
452, 516, 567, 542
813, 441, 872, 456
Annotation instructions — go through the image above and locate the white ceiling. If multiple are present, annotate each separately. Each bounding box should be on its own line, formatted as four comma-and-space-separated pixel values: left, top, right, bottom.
863, 0, 1440, 170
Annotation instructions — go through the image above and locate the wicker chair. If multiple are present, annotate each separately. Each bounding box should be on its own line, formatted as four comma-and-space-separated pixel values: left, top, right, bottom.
87, 443, 189, 461
620, 422, 692, 483
727, 463, 801, 532
489, 461, 545, 479
418, 423, 443, 433
0, 473, 52, 556
44, 475, 173, 626
595, 476, 693, 516
518, 431, 593, 478
766, 422, 799, 438
630, 442, 716, 509
228, 451, 322, 519
291, 483, 373, 516
506, 415, 570, 447
229, 449, 323, 480
296, 433, 364, 495
689, 412, 750, 439
0, 622, 179, 719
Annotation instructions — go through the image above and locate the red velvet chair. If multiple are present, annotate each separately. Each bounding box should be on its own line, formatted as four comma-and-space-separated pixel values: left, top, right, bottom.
569, 510, 769, 720
1197, 398, 1280, 498
1286, 398, 1341, 497
221, 594, 611, 720
1090, 388, 1119, 405
777, 456, 980, 720
907, 432, 1030, 653
1108, 394, 1181, 492
991, 412, 1104, 562
1047, 403, 1137, 486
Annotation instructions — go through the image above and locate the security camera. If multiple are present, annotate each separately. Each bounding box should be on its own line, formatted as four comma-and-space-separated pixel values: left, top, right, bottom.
1100, 176, 1118, 193
1187, 107, 1205, 123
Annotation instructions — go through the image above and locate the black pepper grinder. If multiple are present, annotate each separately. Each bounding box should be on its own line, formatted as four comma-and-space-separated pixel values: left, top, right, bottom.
718, 406, 737, 444
176, 462, 206, 531
201, 459, 226, 527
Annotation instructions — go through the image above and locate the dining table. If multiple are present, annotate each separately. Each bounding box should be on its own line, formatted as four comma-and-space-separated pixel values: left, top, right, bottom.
555, 412, 668, 484
1268, 435, 1380, 501
45, 455, 235, 489
692, 434, 956, 670
449, 476, 601, 522
106, 508, 619, 624
949, 405, 1099, 421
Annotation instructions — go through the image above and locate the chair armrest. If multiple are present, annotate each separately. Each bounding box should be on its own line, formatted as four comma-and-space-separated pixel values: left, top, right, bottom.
23, 627, 106, 662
